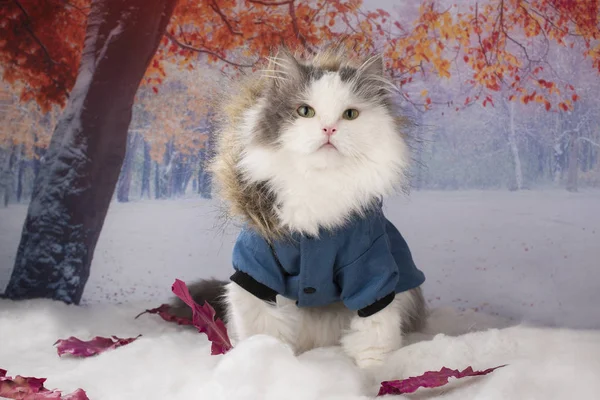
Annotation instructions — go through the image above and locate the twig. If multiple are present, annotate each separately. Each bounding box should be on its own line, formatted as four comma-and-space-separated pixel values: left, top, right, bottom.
165, 32, 257, 68
248, 0, 291, 5
209, 1, 242, 36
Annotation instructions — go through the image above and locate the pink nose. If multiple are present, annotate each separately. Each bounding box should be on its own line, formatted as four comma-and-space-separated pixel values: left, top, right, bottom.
322, 126, 337, 136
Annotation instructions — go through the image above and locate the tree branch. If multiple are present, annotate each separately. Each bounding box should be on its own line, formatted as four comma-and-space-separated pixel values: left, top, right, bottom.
577, 137, 600, 147
209, 1, 242, 36
12, 0, 70, 98
248, 0, 292, 5
12, 0, 57, 64
165, 32, 257, 68
288, 0, 314, 54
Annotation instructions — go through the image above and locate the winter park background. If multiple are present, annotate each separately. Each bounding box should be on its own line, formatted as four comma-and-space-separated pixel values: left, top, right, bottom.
1, 1, 600, 399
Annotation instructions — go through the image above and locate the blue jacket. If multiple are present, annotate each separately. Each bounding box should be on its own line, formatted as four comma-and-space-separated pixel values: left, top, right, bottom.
230, 203, 425, 317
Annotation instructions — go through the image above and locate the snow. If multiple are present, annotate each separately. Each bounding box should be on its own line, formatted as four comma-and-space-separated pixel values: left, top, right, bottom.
1, 189, 600, 398
2, 299, 600, 399
3, 189, 600, 328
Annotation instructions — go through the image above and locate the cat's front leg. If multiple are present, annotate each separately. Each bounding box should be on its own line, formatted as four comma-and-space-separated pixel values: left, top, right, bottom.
341, 296, 403, 368
224, 282, 299, 350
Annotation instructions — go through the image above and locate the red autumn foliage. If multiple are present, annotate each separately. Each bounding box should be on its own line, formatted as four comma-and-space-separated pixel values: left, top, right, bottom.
171, 279, 233, 355
135, 304, 194, 326
0, 368, 89, 400
54, 335, 142, 358
378, 365, 506, 396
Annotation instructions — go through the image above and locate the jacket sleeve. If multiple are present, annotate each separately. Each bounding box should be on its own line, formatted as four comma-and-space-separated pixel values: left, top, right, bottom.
230, 228, 285, 303
336, 232, 400, 317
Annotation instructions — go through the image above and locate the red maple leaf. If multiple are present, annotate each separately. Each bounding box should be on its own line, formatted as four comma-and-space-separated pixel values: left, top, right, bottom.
54, 335, 141, 358
378, 365, 506, 396
171, 279, 233, 355
0, 368, 89, 399
135, 304, 194, 326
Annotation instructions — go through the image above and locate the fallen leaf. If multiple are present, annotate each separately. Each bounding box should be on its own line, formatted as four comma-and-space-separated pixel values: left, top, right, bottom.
0, 369, 89, 399
135, 304, 194, 326
54, 335, 142, 358
378, 365, 506, 396
171, 279, 233, 355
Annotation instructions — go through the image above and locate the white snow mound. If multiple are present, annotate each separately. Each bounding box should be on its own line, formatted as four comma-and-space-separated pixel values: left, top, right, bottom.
2, 299, 600, 399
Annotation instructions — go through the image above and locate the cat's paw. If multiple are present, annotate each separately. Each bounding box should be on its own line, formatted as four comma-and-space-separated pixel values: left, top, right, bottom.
341, 328, 397, 369
341, 308, 402, 369
352, 349, 389, 369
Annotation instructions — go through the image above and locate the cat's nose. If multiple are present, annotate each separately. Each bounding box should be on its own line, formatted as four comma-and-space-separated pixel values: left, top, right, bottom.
322, 126, 337, 136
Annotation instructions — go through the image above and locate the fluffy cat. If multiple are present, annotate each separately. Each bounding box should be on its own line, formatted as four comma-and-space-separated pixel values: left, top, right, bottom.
171, 45, 427, 368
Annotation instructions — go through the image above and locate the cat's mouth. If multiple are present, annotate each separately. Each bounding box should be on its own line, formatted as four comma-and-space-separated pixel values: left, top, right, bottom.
319, 140, 338, 151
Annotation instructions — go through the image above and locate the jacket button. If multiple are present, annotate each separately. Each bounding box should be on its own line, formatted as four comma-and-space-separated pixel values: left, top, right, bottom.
303, 287, 316, 294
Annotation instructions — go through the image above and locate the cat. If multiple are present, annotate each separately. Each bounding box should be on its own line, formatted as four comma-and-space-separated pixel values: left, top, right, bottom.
171, 45, 427, 368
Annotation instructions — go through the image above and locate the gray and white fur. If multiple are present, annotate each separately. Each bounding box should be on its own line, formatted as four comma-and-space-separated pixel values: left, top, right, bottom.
171, 45, 426, 368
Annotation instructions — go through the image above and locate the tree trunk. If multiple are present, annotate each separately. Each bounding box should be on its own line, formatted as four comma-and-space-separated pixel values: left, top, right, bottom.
566, 130, 579, 192
16, 145, 25, 203
197, 117, 216, 199
181, 162, 193, 195
553, 113, 564, 185
157, 140, 175, 199
140, 138, 151, 198
116, 132, 140, 202
171, 155, 184, 196
32, 146, 44, 181
154, 161, 160, 200
4, 0, 176, 304
507, 101, 523, 190
414, 134, 425, 190
1, 145, 17, 207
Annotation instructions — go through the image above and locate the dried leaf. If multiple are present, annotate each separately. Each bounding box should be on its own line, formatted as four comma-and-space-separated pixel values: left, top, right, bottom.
54, 335, 142, 358
171, 279, 233, 355
378, 365, 506, 396
135, 304, 194, 326
0, 369, 89, 399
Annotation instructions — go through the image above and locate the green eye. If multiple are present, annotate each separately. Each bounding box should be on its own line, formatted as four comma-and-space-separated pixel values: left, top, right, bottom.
297, 105, 316, 118
342, 109, 359, 120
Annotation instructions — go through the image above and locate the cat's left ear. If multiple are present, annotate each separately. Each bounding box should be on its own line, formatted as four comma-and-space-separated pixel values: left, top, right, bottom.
270, 47, 304, 84
358, 54, 385, 77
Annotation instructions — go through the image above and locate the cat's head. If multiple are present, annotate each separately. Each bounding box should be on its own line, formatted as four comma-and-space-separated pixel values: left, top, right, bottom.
217, 46, 411, 236
242, 47, 409, 169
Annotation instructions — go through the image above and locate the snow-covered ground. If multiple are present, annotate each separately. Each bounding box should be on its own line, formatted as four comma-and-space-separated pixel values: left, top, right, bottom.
2, 189, 599, 328
2, 299, 600, 399
1, 189, 600, 399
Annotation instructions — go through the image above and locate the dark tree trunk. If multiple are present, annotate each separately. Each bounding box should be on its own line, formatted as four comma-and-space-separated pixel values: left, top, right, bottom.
2, 145, 17, 207
32, 147, 44, 180
116, 132, 140, 202
171, 155, 184, 196
140, 139, 151, 198
16, 145, 24, 203
4, 0, 177, 304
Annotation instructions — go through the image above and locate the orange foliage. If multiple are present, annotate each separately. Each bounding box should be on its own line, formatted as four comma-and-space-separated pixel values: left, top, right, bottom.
389, 0, 600, 111
0, 0, 89, 112
134, 65, 219, 162
0, 84, 55, 158
1, 0, 599, 156
144, 0, 384, 86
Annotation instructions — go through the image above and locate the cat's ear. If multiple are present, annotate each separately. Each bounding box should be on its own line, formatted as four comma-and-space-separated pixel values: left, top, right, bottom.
268, 47, 303, 85
358, 54, 385, 77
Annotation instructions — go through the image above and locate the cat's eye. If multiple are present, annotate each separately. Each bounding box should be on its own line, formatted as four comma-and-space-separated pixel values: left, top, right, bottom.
342, 109, 359, 120
297, 105, 316, 118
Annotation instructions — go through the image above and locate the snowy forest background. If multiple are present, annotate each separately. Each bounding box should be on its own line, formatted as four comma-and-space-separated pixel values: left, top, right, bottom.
0, 1, 599, 328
